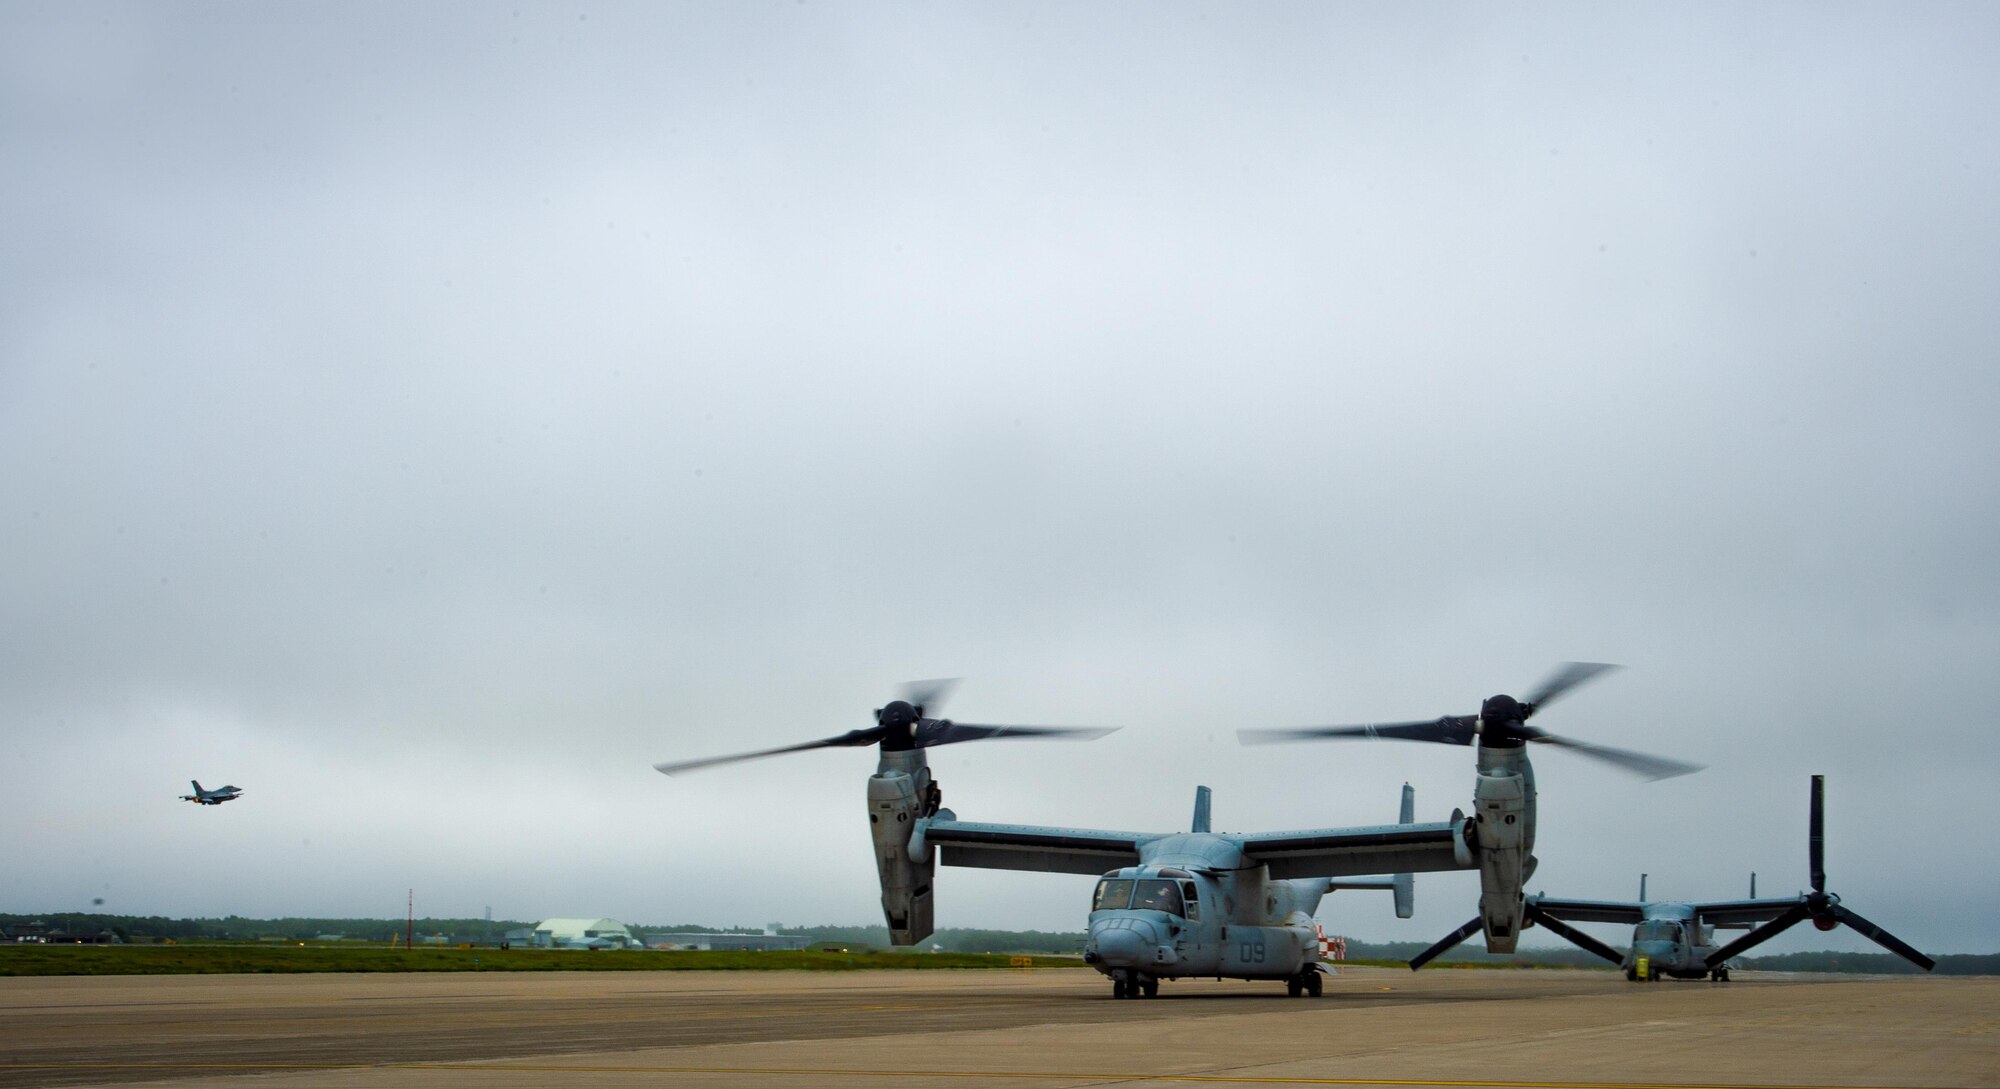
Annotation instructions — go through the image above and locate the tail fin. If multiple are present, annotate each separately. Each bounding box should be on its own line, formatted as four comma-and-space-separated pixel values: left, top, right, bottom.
1639, 873, 1648, 901
191, 780, 203, 794
1191, 785, 1212, 833
1393, 783, 1415, 918
1329, 784, 1416, 915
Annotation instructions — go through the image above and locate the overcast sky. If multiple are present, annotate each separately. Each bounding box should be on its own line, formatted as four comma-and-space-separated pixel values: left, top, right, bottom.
4, 2, 1996, 956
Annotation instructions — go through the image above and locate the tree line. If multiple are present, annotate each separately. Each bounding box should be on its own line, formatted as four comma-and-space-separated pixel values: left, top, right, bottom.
5, 914, 1988, 973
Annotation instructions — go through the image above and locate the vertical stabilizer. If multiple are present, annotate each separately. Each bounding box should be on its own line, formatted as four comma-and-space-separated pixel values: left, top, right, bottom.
1639, 873, 1648, 901
191, 781, 203, 794
1393, 783, 1415, 918
1749, 872, 1756, 897
1191, 785, 1212, 833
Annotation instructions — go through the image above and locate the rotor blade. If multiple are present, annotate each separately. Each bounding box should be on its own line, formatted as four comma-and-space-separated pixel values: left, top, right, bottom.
1523, 662, 1620, 713
915, 720, 1117, 748
1240, 716, 1478, 747
1809, 774, 1826, 894
653, 727, 885, 776
1409, 916, 1485, 970
899, 678, 961, 717
1704, 902, 1812, 967
1530, 735, 1704, 780
1828, 903, 1935, 971
1525, 905, 1625, 965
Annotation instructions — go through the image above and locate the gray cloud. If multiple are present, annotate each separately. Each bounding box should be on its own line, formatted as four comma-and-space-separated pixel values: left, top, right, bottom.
3, 2, 1996, 953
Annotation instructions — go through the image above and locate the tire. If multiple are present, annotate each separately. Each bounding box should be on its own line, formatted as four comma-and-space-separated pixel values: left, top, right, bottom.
1306, 973, 1323, 997
1112, 978, 1127, 1000
1286, 978, 1303, 997
1142, 978, 1159, 998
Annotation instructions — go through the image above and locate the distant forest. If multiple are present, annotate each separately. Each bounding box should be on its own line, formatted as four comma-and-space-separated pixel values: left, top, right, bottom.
4, 914, 1992, 974
0, 913, 1084, 956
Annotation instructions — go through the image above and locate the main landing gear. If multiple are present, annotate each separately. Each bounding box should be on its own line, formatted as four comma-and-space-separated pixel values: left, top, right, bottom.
1111, 973, 1159, 999
1285, 970, 1324, 998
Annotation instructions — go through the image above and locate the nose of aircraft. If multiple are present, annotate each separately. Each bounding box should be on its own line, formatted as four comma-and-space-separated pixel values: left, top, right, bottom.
1087, 917, 1163, 968
1633, 939, 1679, 968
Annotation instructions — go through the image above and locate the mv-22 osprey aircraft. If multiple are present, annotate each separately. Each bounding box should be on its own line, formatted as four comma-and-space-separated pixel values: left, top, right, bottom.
1403, 774, 1934, 981
658, 667, 1698, 999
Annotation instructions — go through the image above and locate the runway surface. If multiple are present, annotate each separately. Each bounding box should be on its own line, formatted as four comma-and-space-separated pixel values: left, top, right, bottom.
2, 967, 1994, 1088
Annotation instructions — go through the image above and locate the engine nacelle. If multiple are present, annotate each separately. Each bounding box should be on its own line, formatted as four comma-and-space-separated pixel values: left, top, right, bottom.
1472, 769, 1528, 952
868, 749, 937, 945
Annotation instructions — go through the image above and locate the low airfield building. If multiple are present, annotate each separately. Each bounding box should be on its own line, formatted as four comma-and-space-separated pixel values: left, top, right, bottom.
648, 931, 813, 952
528, 918, 642, 949
500, 918, 813, 951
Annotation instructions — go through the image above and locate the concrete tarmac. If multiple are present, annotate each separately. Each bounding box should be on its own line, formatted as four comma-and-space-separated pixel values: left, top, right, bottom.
2, 966, 1994, 1089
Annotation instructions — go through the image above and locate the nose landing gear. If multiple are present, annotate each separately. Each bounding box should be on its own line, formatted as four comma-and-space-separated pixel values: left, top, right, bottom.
1285, 970, 1324, 997
1111, 973, 1160, 999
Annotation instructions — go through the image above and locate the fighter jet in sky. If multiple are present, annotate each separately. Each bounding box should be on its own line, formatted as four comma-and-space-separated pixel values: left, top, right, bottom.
179, 780, 242, 805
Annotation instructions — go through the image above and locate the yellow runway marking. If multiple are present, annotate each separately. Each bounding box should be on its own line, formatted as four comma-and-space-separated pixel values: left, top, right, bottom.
0, 1064, 1952, 1089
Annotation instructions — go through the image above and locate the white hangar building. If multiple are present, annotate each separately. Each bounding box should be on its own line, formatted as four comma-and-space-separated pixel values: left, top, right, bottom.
532, 917, 640, 949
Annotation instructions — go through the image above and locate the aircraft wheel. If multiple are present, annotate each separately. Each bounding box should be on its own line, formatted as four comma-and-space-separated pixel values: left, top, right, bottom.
1112, 978, 1127, 1000
1142, 978, 1159, 998
1286, 977, 1303, 997
1306, 973, 1323, 997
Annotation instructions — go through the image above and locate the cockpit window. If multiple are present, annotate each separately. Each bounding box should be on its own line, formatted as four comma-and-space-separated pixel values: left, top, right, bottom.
1096, 877, 1189, 916
1180, 881, 1200, 921
1131, 879, 1185, 916
1635, 921, 1681, 943
1093, 879, 1134, 911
